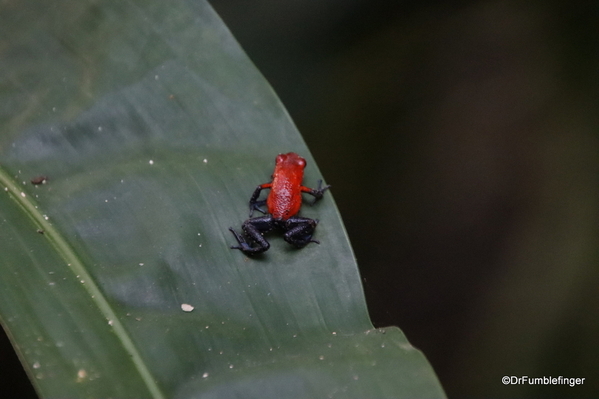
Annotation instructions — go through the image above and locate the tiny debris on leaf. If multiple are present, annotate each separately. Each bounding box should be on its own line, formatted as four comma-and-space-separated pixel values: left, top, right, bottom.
181, 303, 194, 312
77, 369, 87, 382
31, 176, 48, 185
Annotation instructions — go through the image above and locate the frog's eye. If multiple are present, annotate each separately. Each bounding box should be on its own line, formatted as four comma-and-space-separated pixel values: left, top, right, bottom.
297, 158, 306, 168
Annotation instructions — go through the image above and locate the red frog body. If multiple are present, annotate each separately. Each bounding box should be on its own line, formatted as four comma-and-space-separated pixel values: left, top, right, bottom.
229, 152, 330, 255
265, 153, 307, 219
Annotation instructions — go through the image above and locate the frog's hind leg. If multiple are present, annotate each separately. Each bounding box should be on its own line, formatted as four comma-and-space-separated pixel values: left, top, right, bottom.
229, 216, 274, 255
283, 217, 319, 248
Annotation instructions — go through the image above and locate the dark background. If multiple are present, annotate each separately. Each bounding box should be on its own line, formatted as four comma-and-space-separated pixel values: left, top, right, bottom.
209, 0, 599, 398
2, 0, 598, 398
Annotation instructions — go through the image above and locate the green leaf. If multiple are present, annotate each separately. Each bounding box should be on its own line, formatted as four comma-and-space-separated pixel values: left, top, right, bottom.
0, 0, 445, 398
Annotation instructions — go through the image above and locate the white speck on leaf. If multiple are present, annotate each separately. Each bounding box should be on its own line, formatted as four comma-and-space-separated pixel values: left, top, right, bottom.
77, 369, 87, 381
181, 304, 194, 312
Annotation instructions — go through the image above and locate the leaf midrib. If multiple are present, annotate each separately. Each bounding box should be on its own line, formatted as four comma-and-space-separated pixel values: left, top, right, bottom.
0, 165, 165, 399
